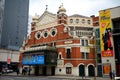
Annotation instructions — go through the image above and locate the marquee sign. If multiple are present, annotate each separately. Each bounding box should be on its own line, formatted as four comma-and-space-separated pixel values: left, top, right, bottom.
22, 54, 44, 65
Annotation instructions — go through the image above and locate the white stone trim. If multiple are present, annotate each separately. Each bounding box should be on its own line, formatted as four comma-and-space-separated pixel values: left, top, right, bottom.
50, 27, 57, 37
35, 31, 42, 39
42, 29, 49, 38
64, 63, 73, 67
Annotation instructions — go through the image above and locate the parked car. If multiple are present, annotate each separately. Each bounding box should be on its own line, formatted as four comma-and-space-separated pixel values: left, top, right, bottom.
2, 69, 13, 73
6, 69, 13, 73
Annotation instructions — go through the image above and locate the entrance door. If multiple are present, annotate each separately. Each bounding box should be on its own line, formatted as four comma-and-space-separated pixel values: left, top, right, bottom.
116, 64, 120, 76
79, 65, 85, 76
35, 66, 39, 76
42, 66, 46, 76
97, 65, 102, 77
88, 65, 95, 76
51, 66, 55, 75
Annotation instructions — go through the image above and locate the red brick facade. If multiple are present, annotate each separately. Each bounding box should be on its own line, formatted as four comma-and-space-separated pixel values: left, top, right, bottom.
21, 5, 96, 76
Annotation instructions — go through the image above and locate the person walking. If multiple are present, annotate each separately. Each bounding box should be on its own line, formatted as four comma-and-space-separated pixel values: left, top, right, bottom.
22, 68, 26, 75
109, 71, 113, 80
16, 67, 19, 75
112, 70, 116, 80
28, 67, 31, 75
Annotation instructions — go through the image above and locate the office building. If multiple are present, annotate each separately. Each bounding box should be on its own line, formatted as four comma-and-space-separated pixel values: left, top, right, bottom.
0, 0, 29, 72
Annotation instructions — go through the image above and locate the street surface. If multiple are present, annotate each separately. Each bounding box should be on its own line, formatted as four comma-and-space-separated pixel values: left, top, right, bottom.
0, 76, 75, 80
0, 72, 110, 80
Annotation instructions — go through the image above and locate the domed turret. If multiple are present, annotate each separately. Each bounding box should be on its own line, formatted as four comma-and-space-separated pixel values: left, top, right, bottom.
31, 14, 39, 29
57, 4, 67, 25
32, 14, 38, 21
58, 4, 66, 14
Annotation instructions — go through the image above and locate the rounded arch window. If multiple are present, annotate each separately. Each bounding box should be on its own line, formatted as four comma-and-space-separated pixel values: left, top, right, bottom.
87, 20, 91, 24
82, 19, 85, 24
35, 31, 41, 39
76, 19, 79, 23
70, 19, 73, 23
50, 28, 57, 37
43, 30, 49, 38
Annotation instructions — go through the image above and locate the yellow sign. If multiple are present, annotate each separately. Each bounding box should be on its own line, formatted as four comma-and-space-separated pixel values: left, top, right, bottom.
99, 10, 113, 57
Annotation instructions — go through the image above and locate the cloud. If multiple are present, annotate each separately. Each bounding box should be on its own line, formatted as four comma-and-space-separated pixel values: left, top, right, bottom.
29, 0, 120, 17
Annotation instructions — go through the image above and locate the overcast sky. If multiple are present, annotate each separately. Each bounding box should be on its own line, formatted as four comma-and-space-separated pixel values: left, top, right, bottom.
28, 0, 120, 34
29, 0, 120, 17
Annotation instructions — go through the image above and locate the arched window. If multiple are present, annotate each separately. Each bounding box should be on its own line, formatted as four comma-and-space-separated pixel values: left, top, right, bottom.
76, 19, 79, 23
70, 19, 73, 23
35, 31, 41, 39
87, 20, 91, 24
82, 19, 85, 24
43, 30, 48, 38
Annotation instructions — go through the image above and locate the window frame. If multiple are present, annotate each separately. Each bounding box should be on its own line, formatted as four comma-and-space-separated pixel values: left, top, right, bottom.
70, 19, 73, 23
66, 48, 71, 58
43, 29, 49, 38
35, 31, 42, 40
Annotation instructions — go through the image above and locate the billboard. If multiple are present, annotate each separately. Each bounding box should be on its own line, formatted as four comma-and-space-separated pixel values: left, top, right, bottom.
22, 54, 44, 65
99, 9, 113, 57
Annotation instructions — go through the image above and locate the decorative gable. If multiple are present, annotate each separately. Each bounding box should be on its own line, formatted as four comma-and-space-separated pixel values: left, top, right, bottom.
39, 11, 57, 25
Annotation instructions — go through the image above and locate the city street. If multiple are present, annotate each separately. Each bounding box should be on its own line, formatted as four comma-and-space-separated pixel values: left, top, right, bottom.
0, 76, 59, 80
0, 76, 110, 80
0, 72, 110, 80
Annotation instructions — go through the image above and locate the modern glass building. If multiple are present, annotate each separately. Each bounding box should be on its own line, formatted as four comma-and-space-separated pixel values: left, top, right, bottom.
0, 0, 29, 73
0, 0, 29, 50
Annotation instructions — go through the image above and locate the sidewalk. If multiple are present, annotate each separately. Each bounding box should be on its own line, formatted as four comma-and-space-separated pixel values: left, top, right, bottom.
1, 72, 110, 80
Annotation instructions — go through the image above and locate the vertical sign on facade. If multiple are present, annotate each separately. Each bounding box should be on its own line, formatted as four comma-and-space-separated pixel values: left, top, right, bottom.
100, 9, 113, 57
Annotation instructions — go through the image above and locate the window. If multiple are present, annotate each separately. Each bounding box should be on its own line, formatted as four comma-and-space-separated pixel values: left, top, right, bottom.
70, 19, 73, 23
51, 42, 56, 47
43, 30, 48, 38
66, 67, 72, 74
96, 40, 100, 45
82, 40, 84, 46
50, 28, 57, 37
59, 54, 62, 59
82, 19, 85, 24
81, 39, 88, 46
76, 19, 79, 23
85, 40, 88, 46
97, 54, 101, 63
87, 20, 91, 24
35, 31, 41, 39
66, 48, 71, 58
44, 32, 48, 37
95, 22, 99, 26
95, 28, 100, 38
59, 69, 62, 72
82, 52, 89, 59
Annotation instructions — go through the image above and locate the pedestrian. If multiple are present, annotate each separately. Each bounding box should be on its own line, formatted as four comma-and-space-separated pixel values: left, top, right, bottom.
22, 68, 26, 75
109, 71, 113, 80
28, 67, 31, 75
16, 67, 19, 75
112, 70, 116, 80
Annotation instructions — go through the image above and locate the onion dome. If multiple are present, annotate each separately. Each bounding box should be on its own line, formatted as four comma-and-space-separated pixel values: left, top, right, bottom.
32, 14, 38, 20
58, 4, 66, 14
